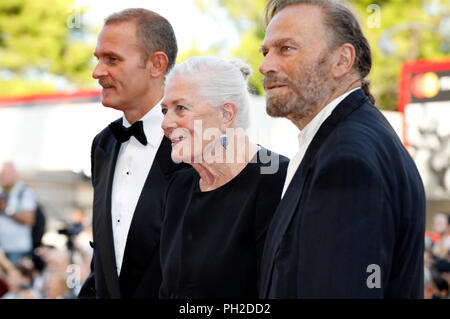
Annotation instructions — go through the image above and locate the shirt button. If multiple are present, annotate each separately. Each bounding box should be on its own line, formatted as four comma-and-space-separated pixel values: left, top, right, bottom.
126, 171, 130, 175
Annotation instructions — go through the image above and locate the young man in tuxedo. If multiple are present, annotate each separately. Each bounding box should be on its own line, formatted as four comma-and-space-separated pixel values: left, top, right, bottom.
259, 0, 425, 298
78, 8, 180, 299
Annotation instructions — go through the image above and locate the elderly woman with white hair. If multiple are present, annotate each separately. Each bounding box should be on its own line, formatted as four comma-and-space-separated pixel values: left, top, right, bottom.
159, 56, 288, 299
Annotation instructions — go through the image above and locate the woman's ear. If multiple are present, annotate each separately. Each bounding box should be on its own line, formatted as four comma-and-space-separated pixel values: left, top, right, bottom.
221, 102, 237, 129
148, 51, 169, 78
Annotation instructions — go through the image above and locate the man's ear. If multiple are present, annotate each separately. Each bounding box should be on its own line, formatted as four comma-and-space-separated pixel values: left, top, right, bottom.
148, 51, 169, 78
221, 102, 237, 130
332, 43, 356, 79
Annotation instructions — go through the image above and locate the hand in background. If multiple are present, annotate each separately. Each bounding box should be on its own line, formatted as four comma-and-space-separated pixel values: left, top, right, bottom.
0, 198, 6, 212
0, 249, 14, 273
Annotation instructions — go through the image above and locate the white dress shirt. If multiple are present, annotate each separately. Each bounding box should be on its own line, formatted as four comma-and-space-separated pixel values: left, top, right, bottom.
281, 88, 360, 198
111, 100, 164, 276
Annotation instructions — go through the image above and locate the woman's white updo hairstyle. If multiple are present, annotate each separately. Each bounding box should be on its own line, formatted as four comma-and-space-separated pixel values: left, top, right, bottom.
165, 56, 252, 129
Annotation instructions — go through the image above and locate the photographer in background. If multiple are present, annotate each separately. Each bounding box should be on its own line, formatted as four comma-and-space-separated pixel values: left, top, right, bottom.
0, 162, 37, 265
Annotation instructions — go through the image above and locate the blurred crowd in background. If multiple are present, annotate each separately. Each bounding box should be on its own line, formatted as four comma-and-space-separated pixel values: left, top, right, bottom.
0, 162, 92, 299
424, 212, 450, 299
0, 161, 448, 299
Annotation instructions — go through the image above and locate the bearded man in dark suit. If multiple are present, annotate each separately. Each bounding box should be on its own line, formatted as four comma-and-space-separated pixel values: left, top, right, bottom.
259, 0, 425, 298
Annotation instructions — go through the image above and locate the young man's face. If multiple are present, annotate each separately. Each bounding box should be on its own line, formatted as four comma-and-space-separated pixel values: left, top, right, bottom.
93, 21, 153, 112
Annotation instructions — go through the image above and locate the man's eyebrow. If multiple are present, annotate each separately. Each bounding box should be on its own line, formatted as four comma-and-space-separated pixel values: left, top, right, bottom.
273, 38, 298, 47
260, 38, 299, 53
93, 51, 123, 58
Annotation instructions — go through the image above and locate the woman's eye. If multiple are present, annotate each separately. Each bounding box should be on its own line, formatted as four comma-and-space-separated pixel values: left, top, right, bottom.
161, 108, 168, 115
176, 105, 186, 111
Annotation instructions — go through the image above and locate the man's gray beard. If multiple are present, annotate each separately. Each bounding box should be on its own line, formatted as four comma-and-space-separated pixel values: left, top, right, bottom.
266, 91, 316, 120
265, 54, 334, 121
266, 81, 331, 122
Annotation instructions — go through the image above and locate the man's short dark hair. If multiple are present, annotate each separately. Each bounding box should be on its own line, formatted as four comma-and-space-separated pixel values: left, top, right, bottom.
105, 8, 178, 73
264, 0, 375, 104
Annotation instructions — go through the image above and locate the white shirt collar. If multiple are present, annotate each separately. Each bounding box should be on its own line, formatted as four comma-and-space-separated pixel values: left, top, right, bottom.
122, 98, 164, 148
297, 87, 360, 146
281, 88, 361, 198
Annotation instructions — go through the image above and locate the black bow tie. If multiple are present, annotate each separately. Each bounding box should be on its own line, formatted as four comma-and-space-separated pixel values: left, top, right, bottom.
109, 120, 148, 146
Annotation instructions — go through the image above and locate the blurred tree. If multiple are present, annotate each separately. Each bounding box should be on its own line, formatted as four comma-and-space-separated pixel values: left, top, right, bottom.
354, 0, 450, 110
0, 0, 95, 97
177, 40, 221, 64
195, 0, 450, 110
195, 0, 266, 95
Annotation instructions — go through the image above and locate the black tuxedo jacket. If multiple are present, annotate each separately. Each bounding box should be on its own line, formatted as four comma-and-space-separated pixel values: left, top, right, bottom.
78, 118, 182, 299
260, 89, 426, 298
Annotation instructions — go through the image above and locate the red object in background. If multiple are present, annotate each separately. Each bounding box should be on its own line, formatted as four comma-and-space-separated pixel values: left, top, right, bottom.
425, 231, 441, 244
410, 72, 440, 99
399, 59, 450, 148
411, 73, 426, 99
0, 90, 101, 107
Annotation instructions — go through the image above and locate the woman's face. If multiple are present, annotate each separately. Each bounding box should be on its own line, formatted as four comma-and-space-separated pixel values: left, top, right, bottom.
161, 76, 224, 163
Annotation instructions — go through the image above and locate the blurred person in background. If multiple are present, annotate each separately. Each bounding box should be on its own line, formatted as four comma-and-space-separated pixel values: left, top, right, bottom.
28, 253, 46, 297
55, 208, 93, 297
424, 267, 449, 299
0, 249, 13, 297
1, 266, 36, 299
0, 162, 37, 265
431, 212, 450, 259
66, 208, 93, 296
424, 249, 435, 272
79, 8, 184, 299
0, 249, 38, 299
44, 270, 72, 299
44, 248, 71, 273
57, 208, 91, 262
432, 276, 449, 299
434, 258, 450, 287
424, 267, 435, 299
37, 247, 74, 298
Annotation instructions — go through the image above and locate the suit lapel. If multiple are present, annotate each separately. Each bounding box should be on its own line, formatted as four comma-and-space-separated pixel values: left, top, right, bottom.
261, 89, 369, 297
93, 122, 122, 298
260, 152, 311, 297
